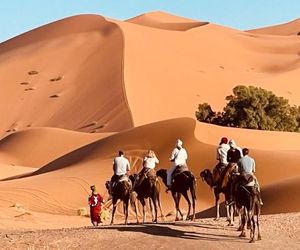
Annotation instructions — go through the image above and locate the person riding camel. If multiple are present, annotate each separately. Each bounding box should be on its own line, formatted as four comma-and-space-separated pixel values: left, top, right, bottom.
141, 150, 159, 175
88, 185, 104, 226
237, 148, 263, 205
134, 150, 159, 188
222, 139, 243, 190
213, 137, 230, 185
227, 139, 243, 165
166, 139, 188, 192
109, 151, 131, 196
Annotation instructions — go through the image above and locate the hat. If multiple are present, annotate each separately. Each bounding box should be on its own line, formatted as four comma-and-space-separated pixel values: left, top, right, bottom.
229, 139, 237, 148
90, 185, 96, 192
176, 139, 183, 148
220, 137, 228, 144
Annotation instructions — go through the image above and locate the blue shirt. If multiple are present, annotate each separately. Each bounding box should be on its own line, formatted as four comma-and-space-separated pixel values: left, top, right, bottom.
238, 155, 255, 175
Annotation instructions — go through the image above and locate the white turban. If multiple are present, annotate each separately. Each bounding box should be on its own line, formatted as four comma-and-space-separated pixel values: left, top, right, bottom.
229, 139, 237, 149
176, 139, 183, 148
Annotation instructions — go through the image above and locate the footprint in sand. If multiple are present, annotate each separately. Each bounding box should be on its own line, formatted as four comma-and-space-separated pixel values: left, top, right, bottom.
19, 82, 29, 85
50, 76, 63, 82
49, 94, 61, 98
24, 87, 36, 91
28, 70, 39, 75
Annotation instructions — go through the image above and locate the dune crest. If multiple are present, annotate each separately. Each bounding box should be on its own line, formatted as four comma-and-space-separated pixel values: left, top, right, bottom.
247, 18, 300, 36
126, 11, 209, 31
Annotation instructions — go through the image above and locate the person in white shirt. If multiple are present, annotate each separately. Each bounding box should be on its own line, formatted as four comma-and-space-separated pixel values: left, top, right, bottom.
134, 150, 159, 188
213, 137, 230, 185
216, 137, 230, 166
142, 150, 159, 172
167, 139, 188, 188
110, 151, 131, 194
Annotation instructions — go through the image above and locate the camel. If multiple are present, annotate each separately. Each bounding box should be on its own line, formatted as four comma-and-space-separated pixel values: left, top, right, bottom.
233, 175, 262, 243
200, 167, 236, 225
129, 169, 164, 223
156, 168, 196, 221
105, 178, 131, 225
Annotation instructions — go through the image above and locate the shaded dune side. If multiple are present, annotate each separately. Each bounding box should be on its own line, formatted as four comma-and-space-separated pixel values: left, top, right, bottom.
262, 176, 300, 214
0, 15, 133, 135
126, 11, 208, 31
0, 127, 113, 168
198, 175, 300, 217
1, 118, 300, 215
247, 18, 300, 36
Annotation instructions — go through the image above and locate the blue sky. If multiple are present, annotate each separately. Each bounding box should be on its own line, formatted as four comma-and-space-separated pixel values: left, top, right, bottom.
1, 0, 300, 42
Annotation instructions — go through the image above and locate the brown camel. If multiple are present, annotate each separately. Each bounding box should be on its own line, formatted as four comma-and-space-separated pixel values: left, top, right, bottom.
200, 166, 236, 225
232, 174, 262, 243
156, 169, 196, 221
129, 169, 164, 223
105, 178, 131, 225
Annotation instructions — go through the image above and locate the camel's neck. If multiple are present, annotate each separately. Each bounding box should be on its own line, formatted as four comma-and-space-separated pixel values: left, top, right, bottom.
205, 175, 214, 188
159, 173, 168, 187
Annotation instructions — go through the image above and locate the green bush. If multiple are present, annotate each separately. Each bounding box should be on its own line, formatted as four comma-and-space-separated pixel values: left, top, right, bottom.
196, 85, 300, 132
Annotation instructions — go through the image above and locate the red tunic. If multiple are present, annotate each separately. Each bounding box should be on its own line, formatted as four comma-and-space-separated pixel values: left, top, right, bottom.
88, 193, 103, 224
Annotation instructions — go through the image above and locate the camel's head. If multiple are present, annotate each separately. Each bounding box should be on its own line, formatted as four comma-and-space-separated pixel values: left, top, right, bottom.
156, 169, 167, 178
105, 180, 110, 190
200, 169, 211, 181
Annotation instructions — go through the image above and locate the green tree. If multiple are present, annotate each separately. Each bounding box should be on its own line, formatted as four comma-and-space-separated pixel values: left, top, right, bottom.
196, 85, 300, 132
195, 103, 215, 123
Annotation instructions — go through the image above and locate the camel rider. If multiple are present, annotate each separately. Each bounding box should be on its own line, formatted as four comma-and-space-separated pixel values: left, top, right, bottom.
227, 139, 243, 168
213, 137, 230, 184
221, 139, 243, 191
109, 151, 131, 195
166, 139, 188, 191
238, 148, 263, 205
134, 150, 159, 188
141, 150, 159, 175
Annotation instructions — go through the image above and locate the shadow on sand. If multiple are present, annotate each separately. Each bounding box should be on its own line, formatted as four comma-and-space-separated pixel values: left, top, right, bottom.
91, 222, 246, 242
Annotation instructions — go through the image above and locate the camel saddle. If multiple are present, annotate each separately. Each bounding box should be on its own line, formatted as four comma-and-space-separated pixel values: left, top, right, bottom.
240, 174, 255, 187
172, 164, 189, 179
113, 175, 132, 188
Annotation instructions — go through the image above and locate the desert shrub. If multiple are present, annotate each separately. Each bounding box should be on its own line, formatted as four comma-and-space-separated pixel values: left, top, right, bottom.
195, 103, 215, 123
196, 85, 300, 132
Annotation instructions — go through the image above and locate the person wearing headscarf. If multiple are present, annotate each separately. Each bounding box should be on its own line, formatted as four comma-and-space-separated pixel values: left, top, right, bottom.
88, 185, 104, 226
227, 139, 243, 165
166, 139, 188, 189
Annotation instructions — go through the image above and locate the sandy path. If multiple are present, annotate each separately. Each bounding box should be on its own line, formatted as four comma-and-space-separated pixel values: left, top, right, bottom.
1, 213, 299, 250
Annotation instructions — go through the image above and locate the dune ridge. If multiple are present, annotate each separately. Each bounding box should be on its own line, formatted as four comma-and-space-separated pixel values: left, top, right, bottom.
247, 18, 300, 36
126, 11, 209, 31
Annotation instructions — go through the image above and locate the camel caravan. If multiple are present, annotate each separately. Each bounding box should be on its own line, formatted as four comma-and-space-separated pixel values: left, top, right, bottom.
90, 138, 262, 243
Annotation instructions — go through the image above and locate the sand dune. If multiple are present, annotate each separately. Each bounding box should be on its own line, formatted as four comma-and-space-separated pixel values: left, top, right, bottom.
0, 118, 299, 217
247, 18, 300, 36
0, 11, 300, 232
126, 11, 209, 31
0, 15, 133, 136
0, 127, 112, 168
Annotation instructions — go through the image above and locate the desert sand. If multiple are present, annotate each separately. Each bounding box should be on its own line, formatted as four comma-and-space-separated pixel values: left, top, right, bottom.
0, 11, 300, 249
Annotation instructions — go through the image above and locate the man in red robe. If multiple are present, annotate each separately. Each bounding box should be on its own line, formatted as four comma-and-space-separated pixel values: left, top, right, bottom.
88, 185, 104, 226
